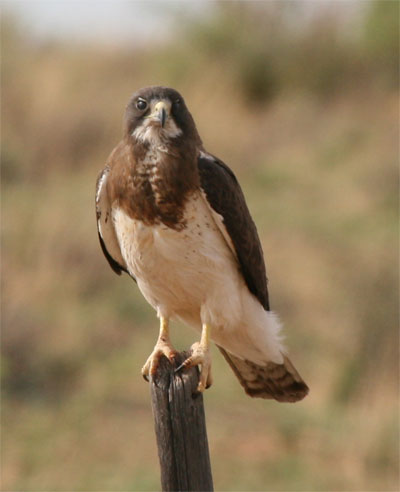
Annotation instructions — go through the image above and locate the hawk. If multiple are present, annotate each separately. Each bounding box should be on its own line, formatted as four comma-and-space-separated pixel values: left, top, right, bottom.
96, 86, 308, 402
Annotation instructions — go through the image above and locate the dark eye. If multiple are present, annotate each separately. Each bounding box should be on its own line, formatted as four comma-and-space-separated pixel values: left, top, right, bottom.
136, 98, 147, 111
174, 98, 181, 108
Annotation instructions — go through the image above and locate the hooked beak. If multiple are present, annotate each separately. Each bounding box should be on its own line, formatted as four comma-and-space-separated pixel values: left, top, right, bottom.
152, 100, 170, 128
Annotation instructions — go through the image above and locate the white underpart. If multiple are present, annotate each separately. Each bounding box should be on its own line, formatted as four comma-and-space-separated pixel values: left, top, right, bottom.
200, 190, 237, 258
112, 192, 285, 365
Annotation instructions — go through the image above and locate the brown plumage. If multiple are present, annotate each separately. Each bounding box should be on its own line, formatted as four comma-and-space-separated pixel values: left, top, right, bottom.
198, 154, 270, 310
96, 86, 309, 402
218, 348, 309, 402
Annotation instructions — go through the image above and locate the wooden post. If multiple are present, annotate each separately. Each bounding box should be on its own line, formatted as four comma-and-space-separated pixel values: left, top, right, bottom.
150, 351, 214, 492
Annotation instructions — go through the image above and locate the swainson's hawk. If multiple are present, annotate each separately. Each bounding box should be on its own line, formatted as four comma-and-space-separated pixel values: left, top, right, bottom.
96, 86, 308, 402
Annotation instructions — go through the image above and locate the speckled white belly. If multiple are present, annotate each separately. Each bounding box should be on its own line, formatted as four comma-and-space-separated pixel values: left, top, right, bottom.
112, 191, 243, 329
112, 191, 285, 364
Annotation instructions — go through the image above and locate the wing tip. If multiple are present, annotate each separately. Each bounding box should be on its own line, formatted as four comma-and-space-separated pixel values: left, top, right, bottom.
98, 231, 128, 276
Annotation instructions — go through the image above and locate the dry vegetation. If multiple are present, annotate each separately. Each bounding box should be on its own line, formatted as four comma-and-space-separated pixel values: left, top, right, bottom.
1, 2, 399, 491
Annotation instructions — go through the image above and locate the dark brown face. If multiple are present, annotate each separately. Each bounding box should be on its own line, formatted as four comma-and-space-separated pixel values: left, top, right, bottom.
124, 86, 201, 147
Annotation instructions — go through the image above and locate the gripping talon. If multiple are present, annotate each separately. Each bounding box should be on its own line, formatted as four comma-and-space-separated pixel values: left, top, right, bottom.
174, 326, 213, 392
168, 353, 177, 364
175, 357, 193, 372
141, 316, 177, 382
144, 321, 212, 393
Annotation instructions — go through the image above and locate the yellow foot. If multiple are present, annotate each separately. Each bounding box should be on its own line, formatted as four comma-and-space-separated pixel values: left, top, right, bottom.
142, 316, 178, 381
141, 340, 178, 382
176, 341, 213, 393
142, 316, 177, 381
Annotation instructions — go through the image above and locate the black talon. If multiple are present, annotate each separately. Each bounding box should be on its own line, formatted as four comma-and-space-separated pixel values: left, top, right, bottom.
150, 374, 159, 387
175, 362, 185, 373
175, 358, 192, 373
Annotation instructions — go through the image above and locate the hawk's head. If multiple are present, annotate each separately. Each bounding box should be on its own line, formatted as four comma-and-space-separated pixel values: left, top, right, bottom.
124, 86, 202, 148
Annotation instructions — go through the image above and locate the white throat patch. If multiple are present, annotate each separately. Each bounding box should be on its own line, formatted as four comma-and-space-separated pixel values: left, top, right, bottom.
132, 118, 182, 148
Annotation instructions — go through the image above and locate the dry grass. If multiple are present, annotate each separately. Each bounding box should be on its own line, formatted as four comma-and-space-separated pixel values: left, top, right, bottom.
1, 4, 399, 491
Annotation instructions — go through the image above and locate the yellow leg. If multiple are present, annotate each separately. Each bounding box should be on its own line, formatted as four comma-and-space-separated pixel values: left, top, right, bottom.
141, 317, 177, 381
158, 317, 169, 343
177, 323, 213, 392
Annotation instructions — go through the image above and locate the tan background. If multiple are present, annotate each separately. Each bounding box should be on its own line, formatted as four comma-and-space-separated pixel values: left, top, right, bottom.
2, 1, 398, 490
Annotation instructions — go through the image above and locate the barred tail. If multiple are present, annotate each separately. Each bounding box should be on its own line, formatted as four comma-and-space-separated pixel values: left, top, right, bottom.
218, 347, 309, 402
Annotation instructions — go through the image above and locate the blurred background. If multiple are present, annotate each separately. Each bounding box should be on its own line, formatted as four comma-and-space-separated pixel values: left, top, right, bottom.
1, 1, 399, 490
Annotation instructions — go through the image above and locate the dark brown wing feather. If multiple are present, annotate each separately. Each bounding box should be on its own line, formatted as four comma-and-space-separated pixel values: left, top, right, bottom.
198, 153, 270, 310
95, 163, 130, 278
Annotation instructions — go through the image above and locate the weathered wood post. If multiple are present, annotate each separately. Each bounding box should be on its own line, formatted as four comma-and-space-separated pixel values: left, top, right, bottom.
150, 351, 214, 492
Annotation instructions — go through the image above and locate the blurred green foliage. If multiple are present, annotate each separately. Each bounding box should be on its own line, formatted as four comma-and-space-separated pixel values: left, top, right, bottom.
362, 0, 399, 87
1, 2, 399, 491
160, 1, 399, 103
